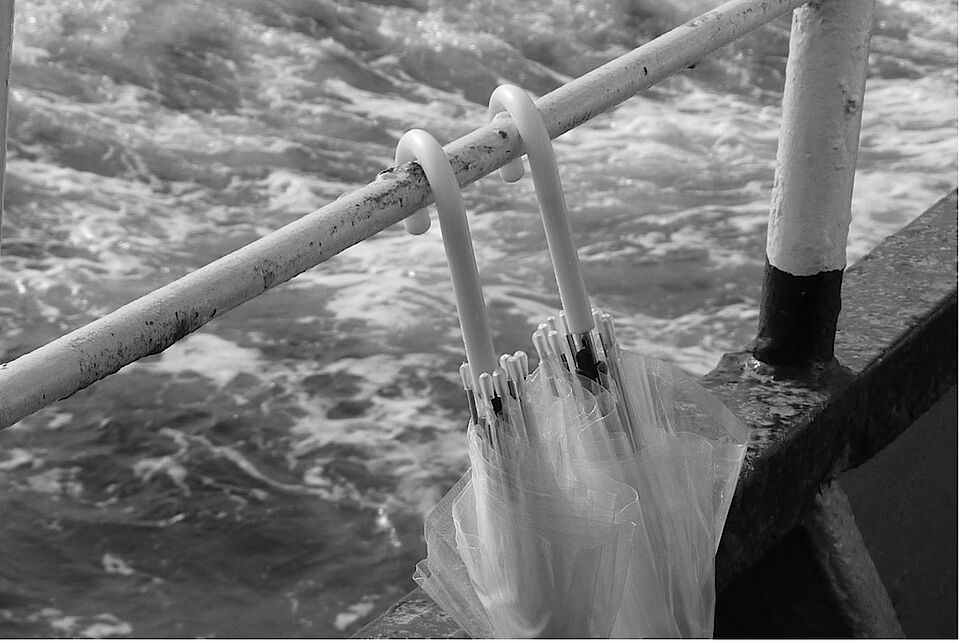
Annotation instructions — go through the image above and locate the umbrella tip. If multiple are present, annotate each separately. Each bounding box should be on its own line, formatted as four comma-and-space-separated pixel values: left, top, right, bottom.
513, 350, 529, 379
404, 208, 432, 235
459, 362, 474, 390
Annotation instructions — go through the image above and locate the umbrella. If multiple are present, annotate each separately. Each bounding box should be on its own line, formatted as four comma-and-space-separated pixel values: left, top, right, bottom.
534, 315, 748, 637
396, 129, 639, 638
485, 83, 749, 638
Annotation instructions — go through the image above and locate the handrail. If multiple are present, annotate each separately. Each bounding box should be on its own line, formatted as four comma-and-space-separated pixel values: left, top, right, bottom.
0, 0, 809, 429
0, 0, 13, 257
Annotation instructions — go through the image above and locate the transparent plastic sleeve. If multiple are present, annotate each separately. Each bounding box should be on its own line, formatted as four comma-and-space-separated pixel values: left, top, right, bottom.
571, 350, 748, 638
415, 349, 747, 639
414, 374, 640, 638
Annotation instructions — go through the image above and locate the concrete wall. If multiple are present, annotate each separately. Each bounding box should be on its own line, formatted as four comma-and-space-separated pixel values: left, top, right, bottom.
840, 386, 958, 638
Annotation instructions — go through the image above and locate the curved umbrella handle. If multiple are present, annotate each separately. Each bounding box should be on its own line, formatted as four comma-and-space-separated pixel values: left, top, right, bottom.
487, 84, 594, 334
395, 129, 498, 382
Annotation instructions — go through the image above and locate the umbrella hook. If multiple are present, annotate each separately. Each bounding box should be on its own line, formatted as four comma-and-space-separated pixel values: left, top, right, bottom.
488, 84, 601, 380
395, 129, 499, 385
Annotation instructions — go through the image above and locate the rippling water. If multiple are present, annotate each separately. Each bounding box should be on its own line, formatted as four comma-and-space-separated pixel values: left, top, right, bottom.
0, 0, 955, 637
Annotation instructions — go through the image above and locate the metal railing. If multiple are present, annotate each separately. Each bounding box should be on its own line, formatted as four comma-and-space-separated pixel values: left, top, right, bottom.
0, 0, 12, 257
0, 0, 876, 428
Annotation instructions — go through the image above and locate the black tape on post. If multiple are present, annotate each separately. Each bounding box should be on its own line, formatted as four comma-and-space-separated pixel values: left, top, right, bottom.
754, 259, 843, 366
752, 0, 875, 367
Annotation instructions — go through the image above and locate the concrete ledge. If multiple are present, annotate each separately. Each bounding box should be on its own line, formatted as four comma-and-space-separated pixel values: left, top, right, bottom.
840, 385, 958, 637
709, 190, 957, 589
354, 191, 958, 638
354, 592, 468, 640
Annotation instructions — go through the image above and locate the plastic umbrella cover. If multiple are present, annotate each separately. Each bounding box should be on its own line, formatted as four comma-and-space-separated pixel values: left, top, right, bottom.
405, 85, 748, 636
563, 349, 749, 638
415, 368, 640, 638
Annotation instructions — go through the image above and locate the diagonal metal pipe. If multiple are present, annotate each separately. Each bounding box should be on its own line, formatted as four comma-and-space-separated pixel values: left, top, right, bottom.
0, 0, 13, 259
0, 0, 806, 429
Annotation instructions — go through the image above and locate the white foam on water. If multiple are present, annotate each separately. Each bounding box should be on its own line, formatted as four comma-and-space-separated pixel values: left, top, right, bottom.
306, 266, 440, 332
24, 467, 84, 498
325, 78, 479, 141
848, 73, 958, 264
140, 424, 394, 514
307, 217, 514, 345
158, 427, 307, 494
597, 303, 761, 377
0, 448, 42, 471
286, 352, 471, 514
101, 553, 135, 576
132, 454, 191, 496
2, 0, 955, 637
143, 333, 267, 390
333, 597, 379, 632
27, 607, 133, 638
80, 616, 134, 639
45, 412, 75, 430
261, 169, 349, 216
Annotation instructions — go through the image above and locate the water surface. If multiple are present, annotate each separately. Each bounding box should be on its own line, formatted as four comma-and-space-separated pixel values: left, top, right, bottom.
0, 0, 956, 636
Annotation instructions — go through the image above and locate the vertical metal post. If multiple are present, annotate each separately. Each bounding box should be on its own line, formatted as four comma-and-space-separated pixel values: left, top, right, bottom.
0, 0, 13, 258
754, 0, 877, 367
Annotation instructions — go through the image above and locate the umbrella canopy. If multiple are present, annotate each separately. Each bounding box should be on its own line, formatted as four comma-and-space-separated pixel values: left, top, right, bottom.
534, 313, 748, 637
405, 82, 748, 637
397, 129, 639, 638
484, 84, 749, 637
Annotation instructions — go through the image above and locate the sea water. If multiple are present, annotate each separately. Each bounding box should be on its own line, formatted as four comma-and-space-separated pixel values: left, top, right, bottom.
0, 0, 955, 636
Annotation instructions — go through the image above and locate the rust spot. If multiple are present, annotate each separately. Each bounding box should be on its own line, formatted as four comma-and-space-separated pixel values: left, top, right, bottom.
147, 312, 193, 356
255, 258, 280, 290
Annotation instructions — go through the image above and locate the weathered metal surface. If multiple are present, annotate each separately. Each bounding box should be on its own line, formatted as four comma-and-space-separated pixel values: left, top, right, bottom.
353, 192, 958, 638
839, 385, 958, 637
802, 481, 904, 637
711, 190, 957, 589
0, 0, 807, 428
766, 0, 876, 276
353, 590, 467, 640
755, 261, 844, 364
833, 198, 959, 468
756, 0, 877, 366
0, 0, 13, 256
714, 480, 905, 638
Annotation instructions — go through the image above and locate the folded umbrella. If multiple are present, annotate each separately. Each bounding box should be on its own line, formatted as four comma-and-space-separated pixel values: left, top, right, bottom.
558, 319, 748, 637
487, 84, 749, 638
396, 129, 639, 638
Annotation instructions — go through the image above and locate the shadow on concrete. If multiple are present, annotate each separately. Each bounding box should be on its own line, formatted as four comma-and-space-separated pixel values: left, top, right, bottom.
840, 386, 958, 638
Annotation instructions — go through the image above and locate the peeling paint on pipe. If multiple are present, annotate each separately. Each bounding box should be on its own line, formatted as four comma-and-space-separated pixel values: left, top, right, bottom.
0, 0, 807, 429
755, 0, 877, 366
766, 0, 877, 276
